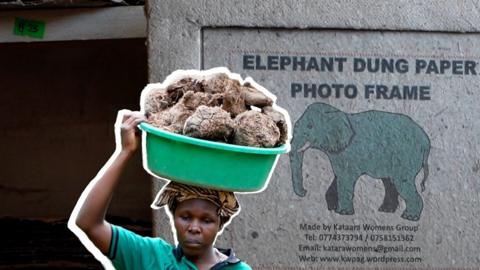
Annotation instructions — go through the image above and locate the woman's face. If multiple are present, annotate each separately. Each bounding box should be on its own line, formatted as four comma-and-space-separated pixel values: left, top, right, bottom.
173, 198, 221, 257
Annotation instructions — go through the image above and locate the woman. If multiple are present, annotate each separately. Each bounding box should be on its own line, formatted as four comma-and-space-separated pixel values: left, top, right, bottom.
69, 110, 251, 270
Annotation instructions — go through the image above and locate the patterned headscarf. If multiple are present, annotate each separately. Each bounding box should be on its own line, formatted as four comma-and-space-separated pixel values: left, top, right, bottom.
152, 182, 240, 218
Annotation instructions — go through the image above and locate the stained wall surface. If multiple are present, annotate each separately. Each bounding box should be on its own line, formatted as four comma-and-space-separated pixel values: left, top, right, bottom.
146, 1, 480, 269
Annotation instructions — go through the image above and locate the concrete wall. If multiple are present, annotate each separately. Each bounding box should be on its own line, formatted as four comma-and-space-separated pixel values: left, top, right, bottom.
146, 1, 480, 269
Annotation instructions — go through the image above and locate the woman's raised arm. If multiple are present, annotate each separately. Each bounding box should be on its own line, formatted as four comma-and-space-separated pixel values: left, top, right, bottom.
68, 110, 146, 253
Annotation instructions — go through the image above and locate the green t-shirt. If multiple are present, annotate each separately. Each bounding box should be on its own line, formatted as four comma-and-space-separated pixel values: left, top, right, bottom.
107, 225, 252, 270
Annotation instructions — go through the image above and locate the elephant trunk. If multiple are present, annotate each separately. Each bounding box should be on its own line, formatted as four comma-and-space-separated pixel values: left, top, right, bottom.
289, 137, 308, 197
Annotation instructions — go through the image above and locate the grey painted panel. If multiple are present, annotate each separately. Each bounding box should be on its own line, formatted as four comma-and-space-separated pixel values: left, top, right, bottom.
201, 28, 480, 269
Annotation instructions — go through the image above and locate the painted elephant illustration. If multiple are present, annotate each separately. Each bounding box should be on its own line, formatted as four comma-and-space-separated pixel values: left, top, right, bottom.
289, 102, 430, 221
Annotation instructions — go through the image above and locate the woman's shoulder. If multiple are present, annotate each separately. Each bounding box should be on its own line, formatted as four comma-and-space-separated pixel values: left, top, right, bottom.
232, 261, 253, 269
219, 261, 252, 270
110, 224, 174, 252
216, 248, 253, 270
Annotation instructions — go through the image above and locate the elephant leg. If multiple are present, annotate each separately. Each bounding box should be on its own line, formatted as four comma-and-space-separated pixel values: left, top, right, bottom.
335, 174, 357, 215
378, 178, 399, 213
393, 179, 423, 221
325, 177, 338, 211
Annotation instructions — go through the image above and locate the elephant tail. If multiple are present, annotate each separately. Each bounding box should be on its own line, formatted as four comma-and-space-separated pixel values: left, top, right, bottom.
420, 145, 430, 192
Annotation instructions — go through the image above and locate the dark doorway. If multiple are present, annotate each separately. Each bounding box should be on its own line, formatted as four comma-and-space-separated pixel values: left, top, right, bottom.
0, 38, 152, 268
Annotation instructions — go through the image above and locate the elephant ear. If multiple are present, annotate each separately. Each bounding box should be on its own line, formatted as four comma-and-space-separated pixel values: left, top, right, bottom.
320, 109, 354, 153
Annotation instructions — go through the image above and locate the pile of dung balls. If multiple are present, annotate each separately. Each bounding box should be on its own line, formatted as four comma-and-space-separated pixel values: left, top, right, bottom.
143, 73, 288, 148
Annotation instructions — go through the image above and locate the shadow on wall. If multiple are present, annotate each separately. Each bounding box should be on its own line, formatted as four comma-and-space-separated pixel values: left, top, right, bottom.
0, 217, 151, 269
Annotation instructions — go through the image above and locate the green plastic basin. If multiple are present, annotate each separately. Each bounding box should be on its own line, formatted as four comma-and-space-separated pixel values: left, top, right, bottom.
139, 122, 287, 192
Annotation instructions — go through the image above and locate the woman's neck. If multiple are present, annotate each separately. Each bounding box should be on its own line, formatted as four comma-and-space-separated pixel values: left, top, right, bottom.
186, 247, 224, 270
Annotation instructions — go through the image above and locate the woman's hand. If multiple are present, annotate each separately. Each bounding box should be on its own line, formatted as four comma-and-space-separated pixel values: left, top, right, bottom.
115, 110, 146, 154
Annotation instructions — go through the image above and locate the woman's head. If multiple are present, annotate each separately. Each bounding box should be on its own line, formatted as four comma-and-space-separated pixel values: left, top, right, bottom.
152, 182, 240, 256
172, 198, 222, 256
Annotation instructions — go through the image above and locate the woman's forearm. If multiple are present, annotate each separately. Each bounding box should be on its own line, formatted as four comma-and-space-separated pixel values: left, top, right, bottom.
69, 110, 145, 254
